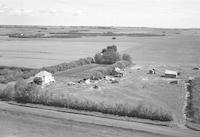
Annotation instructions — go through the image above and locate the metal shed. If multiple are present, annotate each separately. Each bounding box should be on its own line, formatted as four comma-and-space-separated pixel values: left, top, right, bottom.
165, 70, 178, 78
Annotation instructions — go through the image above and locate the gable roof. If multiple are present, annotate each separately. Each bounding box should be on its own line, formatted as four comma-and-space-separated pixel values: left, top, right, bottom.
35, 71, 52, 77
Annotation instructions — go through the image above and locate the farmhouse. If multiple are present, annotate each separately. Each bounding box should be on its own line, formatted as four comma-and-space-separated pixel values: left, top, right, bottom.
34, 71, 55, 88
165, 70, 178, 78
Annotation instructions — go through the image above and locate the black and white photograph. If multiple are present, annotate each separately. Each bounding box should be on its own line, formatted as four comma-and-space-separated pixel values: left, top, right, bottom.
0, 0, 200, 137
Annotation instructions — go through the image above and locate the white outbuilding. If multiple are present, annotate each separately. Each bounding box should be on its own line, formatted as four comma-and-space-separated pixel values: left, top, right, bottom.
112, 67, 124, 77
164, 70, 178, 78
34, 71, 55, 88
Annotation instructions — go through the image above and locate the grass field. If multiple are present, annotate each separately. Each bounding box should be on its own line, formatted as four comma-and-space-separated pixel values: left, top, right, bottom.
51, 64, 200, 125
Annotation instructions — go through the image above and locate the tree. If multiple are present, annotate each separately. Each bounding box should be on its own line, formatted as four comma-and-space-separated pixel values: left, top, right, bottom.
94, 53, 103, 64
107, 45, 117, 52
94, 45, 132, 65
101, 50, 121, 64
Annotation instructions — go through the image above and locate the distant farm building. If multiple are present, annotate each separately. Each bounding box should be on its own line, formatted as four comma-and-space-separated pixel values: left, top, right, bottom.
112, 67, 124, 77
34, 71, 55, 88
164, 70, 178, 78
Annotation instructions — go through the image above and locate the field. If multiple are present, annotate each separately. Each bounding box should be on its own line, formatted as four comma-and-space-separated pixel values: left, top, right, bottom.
1, 26, 200, 130
1, 26, 200, 68
49, 64, 200, 125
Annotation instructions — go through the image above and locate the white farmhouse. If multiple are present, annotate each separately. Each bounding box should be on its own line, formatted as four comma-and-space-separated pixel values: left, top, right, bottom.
34, 71, 55, 88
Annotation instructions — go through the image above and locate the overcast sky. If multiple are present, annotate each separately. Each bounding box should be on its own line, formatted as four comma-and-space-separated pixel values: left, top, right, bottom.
0, 0, 200, 28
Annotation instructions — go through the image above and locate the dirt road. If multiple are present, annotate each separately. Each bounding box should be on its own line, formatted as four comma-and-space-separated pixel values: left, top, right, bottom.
0, 101, 199, 137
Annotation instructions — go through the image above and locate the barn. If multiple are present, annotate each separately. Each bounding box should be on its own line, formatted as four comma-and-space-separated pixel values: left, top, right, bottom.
165, 70, 178, 78
34, 71, 55, 88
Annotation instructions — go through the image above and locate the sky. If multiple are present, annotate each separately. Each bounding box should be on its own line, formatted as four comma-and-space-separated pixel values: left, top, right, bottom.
0, 0, 200, 28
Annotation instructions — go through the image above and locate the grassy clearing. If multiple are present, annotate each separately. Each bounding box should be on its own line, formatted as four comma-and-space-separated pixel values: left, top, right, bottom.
185, 77, 200, 124
55, 60, 131, 80
0, 80, 173, 122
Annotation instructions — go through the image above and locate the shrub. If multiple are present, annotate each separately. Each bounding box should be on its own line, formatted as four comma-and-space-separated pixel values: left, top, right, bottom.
0, 66, 39, 84
185, 78, 200, 123
94, 53, 103, 64
16, 90, 173, 121
122, 53, 132, 63
43, 57, 94, 73
0, 84, 15, 100
14, 79, 38, 103
90, 71, 105, 80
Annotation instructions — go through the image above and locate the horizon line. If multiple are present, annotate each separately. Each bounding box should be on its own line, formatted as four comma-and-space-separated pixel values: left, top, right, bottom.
0, 24, 200, 30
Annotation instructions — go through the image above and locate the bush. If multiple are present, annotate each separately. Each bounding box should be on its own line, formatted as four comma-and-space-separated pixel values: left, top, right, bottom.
14, 79, 30, 102
90, 71, 105, 80
12, 89, 173, 121
0, 66, 39, 84
43, 57, 94, 73
122, 53, 132, 63
94, 53, 103, 64
185, 78, 200, 123
14, 79, 38, 103
0, 84, 15, 100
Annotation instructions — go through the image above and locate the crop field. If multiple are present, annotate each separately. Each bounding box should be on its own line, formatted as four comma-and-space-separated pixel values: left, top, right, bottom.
1, 26, 200, 68
0, 36, 132, 68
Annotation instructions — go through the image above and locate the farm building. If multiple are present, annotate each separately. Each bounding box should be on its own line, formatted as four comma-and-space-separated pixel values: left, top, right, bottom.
112, 67, 124, 77
164, 70, 178, 78
34, 71, 55, 88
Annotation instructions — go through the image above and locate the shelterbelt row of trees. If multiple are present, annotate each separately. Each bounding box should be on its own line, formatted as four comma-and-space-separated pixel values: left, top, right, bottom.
0, 45, 131, 84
